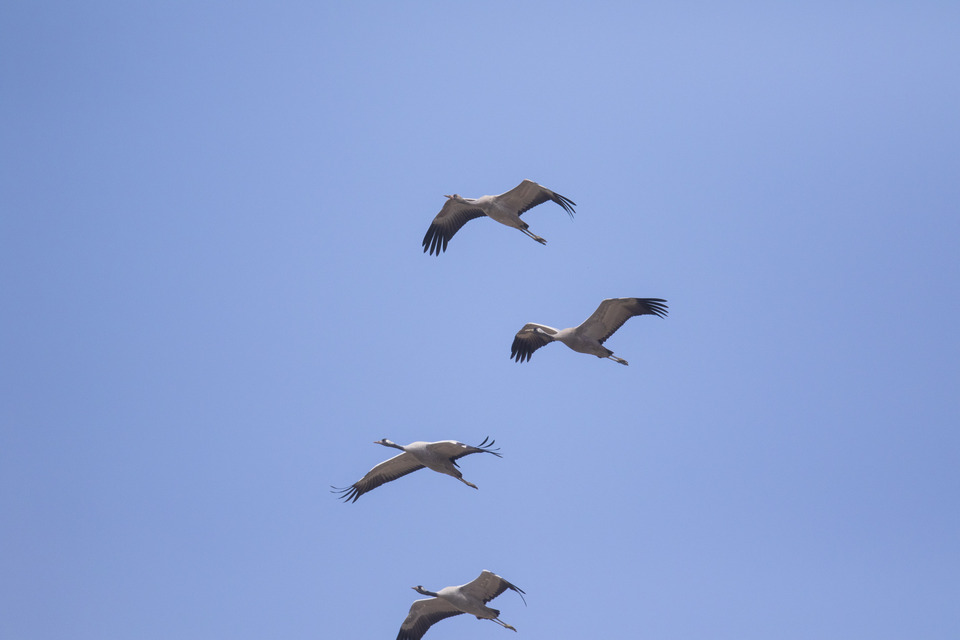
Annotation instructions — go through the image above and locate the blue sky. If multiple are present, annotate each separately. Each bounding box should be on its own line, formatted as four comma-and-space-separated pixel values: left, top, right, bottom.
2, 2, 959, 639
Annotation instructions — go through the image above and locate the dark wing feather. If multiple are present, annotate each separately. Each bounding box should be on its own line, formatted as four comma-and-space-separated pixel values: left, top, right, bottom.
331, 452, 425, 503
450, 436, 502, 460
397, 598, 465, 640
498, 179, 576, 218
460, 570, 527, 607
422, 438, 502, 461
510, 323, 556, 363
578, 298, 668, 345
422, 199, 486, 255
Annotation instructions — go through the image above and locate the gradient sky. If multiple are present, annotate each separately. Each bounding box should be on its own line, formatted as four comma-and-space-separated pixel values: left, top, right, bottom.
2, 2, 959, 639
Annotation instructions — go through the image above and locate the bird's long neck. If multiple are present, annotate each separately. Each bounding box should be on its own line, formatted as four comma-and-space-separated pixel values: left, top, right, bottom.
415, 587, 440, 598
381, 440, 405, 451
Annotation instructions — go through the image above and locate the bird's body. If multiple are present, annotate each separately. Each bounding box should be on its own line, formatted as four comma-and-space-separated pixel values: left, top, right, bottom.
397, 570, 526, 640
422, 179, 575, 255
399, 440, 478, 480
332, 438, 501, 502
511, 297, 668, 365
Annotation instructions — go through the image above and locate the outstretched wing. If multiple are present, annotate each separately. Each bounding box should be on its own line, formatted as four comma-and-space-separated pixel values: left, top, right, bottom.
331, 452, 425, 503
577, 298, 668, 344
459, 570, 527, 607
451, 436, 502, 461
510, 323, 557, 363
497, 179, 576, 218
422, 199, 486, 255
397, 597, 464, 640
426, 437, 503, 462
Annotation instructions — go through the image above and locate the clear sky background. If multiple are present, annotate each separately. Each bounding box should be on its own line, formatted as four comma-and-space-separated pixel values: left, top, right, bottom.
2, 2, 959, 639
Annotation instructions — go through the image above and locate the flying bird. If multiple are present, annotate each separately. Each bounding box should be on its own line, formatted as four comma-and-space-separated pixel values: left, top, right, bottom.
332, 438, 502, 503
422, 179, 575, 255
397, 570, 526, 640
511, 297, 668, 365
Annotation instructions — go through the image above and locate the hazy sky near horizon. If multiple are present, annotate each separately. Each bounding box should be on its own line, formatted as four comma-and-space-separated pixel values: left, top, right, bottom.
2, 2, 959, 639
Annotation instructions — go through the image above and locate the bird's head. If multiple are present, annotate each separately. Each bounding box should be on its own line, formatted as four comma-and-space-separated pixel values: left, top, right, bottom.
375, 438, 405, 451
412, 586, 432, 596
444, 194, 462, 201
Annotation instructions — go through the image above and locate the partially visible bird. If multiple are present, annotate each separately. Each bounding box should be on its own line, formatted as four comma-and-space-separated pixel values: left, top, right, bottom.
397, 570, 526, 640
511, 297, 668, 365
332, 438, 502, 503
422, 179, 575, 255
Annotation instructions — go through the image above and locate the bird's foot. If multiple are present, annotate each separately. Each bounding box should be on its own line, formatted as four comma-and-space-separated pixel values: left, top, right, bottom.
522, 229, 547, 244
492, 618, 517, 631
609, 355, 629, 365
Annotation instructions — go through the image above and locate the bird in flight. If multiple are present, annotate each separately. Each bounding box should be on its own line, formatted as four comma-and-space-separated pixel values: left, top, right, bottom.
511, 297, 668, 365
397, 570, 526, 640
422, 179, 575, 255
332, 438, 502, 503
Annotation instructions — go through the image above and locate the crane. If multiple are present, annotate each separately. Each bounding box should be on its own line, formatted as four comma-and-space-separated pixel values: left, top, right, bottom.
511, 297, 668, 365
397, 570, 526, 640
332, 438, 501, 502
422, 179, 575, 255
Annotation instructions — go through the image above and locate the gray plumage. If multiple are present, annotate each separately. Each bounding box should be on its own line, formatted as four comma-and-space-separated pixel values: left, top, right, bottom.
398, 570, 526, 640
422, 179, 575, 255
332, 438, 501, 502
511, 297, 668, 365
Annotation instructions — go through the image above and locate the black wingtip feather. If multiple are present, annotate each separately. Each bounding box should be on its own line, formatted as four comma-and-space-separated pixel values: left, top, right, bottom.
331, 484, 362, 503
638, 298, 669, 318
509, 338, 528, 363
510, 343, 532, 363
553, 192, 577, 218
422, 225, 447, 256
474, 436, 502, 457
511, 583, 528, 606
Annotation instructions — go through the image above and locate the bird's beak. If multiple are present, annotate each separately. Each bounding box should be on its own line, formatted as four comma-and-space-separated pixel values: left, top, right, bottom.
443, 194, 452, 199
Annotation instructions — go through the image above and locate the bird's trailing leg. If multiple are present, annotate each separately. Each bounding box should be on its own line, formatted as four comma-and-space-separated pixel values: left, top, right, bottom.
520, 228, 547, 245
488, 618, 517, 632
459, 478, 479, 490
607, 355, 629, 365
